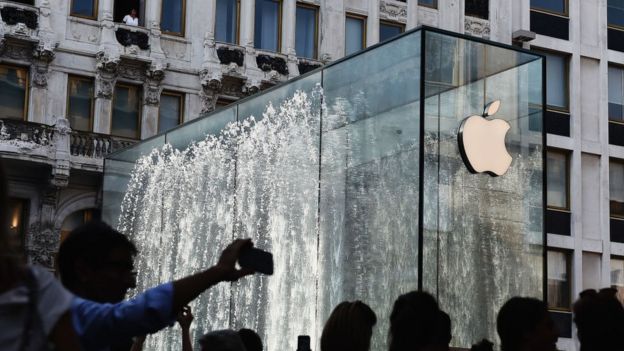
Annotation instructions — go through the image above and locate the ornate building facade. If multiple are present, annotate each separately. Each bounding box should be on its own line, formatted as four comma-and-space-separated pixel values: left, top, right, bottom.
1, 0, 624, 350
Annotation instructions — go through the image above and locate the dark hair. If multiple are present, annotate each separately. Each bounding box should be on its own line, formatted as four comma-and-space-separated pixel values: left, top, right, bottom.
496, 297, 549, 351
320, 300, 377, 351
434, 310, 452, 346
388, 291, 440, 351
57, 221, 137, 290
238, 328, 262, 351
573, 288, 624, 351
470, 339, 494, 351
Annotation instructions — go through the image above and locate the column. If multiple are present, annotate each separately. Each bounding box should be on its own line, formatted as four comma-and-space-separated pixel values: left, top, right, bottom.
282, 0, 296, 55
319, 0, 344, 62
93, 54, 119, 135
145, 0, 164, 56
141, 65, 165, 138
240, 0, 255, 48
366, 0, 379, 47
406, 0, 419, 29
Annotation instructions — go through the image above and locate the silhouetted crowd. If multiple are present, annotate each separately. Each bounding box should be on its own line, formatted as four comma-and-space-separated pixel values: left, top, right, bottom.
1, 160, 624, 351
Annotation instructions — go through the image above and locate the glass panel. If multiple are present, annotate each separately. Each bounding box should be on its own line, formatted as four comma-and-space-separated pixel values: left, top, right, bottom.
611, 257, 624, 303
158, 93, 182, 133
547, 151, 568, 209
423, 31, 544, 348
166, 105, 236, 151
161, 0, 184, 34
542, 51, 568, 110
254, 0, 281, 51
321, 31, 421, 351
345, 16, 365, 56
71, 0, 96, 17
295, 5, 317, 59
465, 0, 489, 19
111, 85, 141, 139
608, 0, 624, 28
419, 0, 438, 8
531, 0, 566, 14
609, 66, 624, 122
67, 77, 93, 132
215, 0, 238, 43
0, 65, 28, 120
547, 250, 570, 309
379, 22, 403, 43
610, 161, 624, 217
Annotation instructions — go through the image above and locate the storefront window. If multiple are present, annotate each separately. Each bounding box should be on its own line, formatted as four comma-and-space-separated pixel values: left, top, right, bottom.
547, 150, 569, 210
216, 0, 239, 43
67, 76, 94, 132
610, 160, 624, 218
548, 250, 571, 310
254, 0, 281, 52
379, 21, 404, 43
345, 15, 366, 55
0, 65, 28, 120
161, 0, 185, 35
111, 84, 141, 139
158, 92, 183, 133
295, 4, 318, 59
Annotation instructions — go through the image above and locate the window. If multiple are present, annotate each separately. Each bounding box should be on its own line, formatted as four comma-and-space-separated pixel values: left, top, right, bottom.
547, 250, 571, 310
67, 76, 94, 132
161, 0, 185, 35
539, 51, 569, 111
70, 0, 98, 19
547, 150, 569, 210
419, 0, 437, 8
216, 98, 234, 110
465, 0, 489, 19
608, 0, 624, 29
61, 209, 96, 243
254, 0, 281, 52
158, 92, 183, 133
295, 4, 318, 59
531, 0, 567, 15
611, 160, 624, 218
114, 0, 145, 26
612, 257, 624, 303
7, 198, 28, 252
111, 84, 141, 139
609, 65, 624, 123
0, 65, 28, 121
345, 14, 366, 56
216, 0, 239, 43
379, 21, 404, 43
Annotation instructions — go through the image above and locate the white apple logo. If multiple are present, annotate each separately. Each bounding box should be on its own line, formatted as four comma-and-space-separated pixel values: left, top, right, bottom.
457, 100, 512, 177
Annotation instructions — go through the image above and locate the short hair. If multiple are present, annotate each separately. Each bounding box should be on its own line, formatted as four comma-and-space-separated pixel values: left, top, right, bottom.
238, 328, 262, 351
321, 300, 377, 351
199, 329, 246, 351
388, 291, 440, 351
496, 297, 548, 351
57, 221, 137, 290
573, 288, 624, 351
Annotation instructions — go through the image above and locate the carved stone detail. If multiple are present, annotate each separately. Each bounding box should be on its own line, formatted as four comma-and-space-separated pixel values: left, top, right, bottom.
380, 0, 407, 21
31, 63, 48, 87
118, 64, 145, 80
464, 17, 491, 39
256, 54, 288, 75
199, 68, 222, 114
217, 47, 245, 66
115, 27, 150, 50
95, 51, 120, 99
0, 6, 38, 29
243, 79, 262, 96
143, 61, 167, 106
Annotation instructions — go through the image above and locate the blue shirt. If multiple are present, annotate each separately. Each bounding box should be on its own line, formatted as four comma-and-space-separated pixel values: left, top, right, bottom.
71, 282, 175, 351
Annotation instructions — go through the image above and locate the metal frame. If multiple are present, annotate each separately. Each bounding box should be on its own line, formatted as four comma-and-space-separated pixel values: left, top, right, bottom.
66, 75, 95, 132
545, 148, 571, 211
530, 0, 569, 17
161, 0, 186, 37
534, 48, 570, 113
110, 83, 142, 140
296, 2, 319, 59
345, 12, 367, 56
69, 0, 99, 20
157, 90, 185, 133
0, 63, 29, 121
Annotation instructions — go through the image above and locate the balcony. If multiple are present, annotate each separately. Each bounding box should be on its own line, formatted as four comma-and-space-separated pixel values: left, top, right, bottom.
115, 24, 150, 53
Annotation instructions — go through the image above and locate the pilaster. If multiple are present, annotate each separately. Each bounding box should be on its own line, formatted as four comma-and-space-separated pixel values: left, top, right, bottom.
141, 62, 166, 138
93, 52, 119, 134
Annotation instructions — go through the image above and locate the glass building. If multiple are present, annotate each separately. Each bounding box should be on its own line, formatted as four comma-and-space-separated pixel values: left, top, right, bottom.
103, 27, 545, 351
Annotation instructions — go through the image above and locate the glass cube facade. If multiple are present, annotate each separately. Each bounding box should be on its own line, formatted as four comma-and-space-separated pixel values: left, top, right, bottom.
103, 28, 544, 350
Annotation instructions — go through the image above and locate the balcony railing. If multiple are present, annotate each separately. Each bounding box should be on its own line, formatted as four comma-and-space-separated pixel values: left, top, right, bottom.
0, 2, 38, 30
0, 118, 54, 146
115, 25, 150, 50
70, 130, 135, 159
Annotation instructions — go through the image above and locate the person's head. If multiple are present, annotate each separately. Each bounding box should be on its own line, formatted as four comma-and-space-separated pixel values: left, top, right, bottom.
496, 297, 558, 351
388, 291, 441, 351
470, 339, 494, 351
199, 329, 247, 351
130, 8, 137, 17
238, 328, 262, 351
321, 300, 377, 351
431, 310, 452, 351
573, 288, 624, 351
57, 221, 137, 303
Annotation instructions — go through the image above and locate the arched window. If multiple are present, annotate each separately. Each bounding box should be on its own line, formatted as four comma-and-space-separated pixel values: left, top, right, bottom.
60, 209, 98, 243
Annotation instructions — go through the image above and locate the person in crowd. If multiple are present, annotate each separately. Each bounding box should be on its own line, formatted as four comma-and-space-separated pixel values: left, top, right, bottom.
122, 9, 139, 26
573, 288, 624, 351
388, 291, 446, 351
199, 329, 247, 351
320, 300, 377, 351
238, 328, 263, 351
432, 310, 452, 351
470, 339, 494, 351
129, 305, 194, 351
496, 297, 558, 351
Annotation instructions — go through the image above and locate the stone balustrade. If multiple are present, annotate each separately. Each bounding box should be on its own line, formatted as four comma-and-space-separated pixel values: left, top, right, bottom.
70, 130, 135, 159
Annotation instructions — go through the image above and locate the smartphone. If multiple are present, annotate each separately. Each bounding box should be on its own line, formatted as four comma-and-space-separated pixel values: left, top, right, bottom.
238, 247, 274, 275
297, 335, 311, 351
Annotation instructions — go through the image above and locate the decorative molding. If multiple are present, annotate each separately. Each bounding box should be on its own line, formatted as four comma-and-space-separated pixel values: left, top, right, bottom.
217, 47, 244, 66
0, 6, 38, 30
115, 27, 150, 50
118, 63, 145, 81
380, 0, 407, 22
31, 63, 48, 87
464, 17, 491, 39
256, 54, 288, 75
143, 61, 167, 106
95, 52, 119, 99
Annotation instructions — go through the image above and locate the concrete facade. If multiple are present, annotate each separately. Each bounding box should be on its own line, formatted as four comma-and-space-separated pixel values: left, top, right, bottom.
0, 0, 622, 350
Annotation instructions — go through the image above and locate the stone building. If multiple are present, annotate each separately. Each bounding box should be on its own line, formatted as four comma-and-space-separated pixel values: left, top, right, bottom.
0, 0, 623, 350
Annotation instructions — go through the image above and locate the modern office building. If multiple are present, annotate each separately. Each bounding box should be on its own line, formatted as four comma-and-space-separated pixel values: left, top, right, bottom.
0, 1, 623, 350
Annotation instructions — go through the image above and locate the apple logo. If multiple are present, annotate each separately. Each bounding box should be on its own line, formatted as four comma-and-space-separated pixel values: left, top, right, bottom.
457, 100, 512, 177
